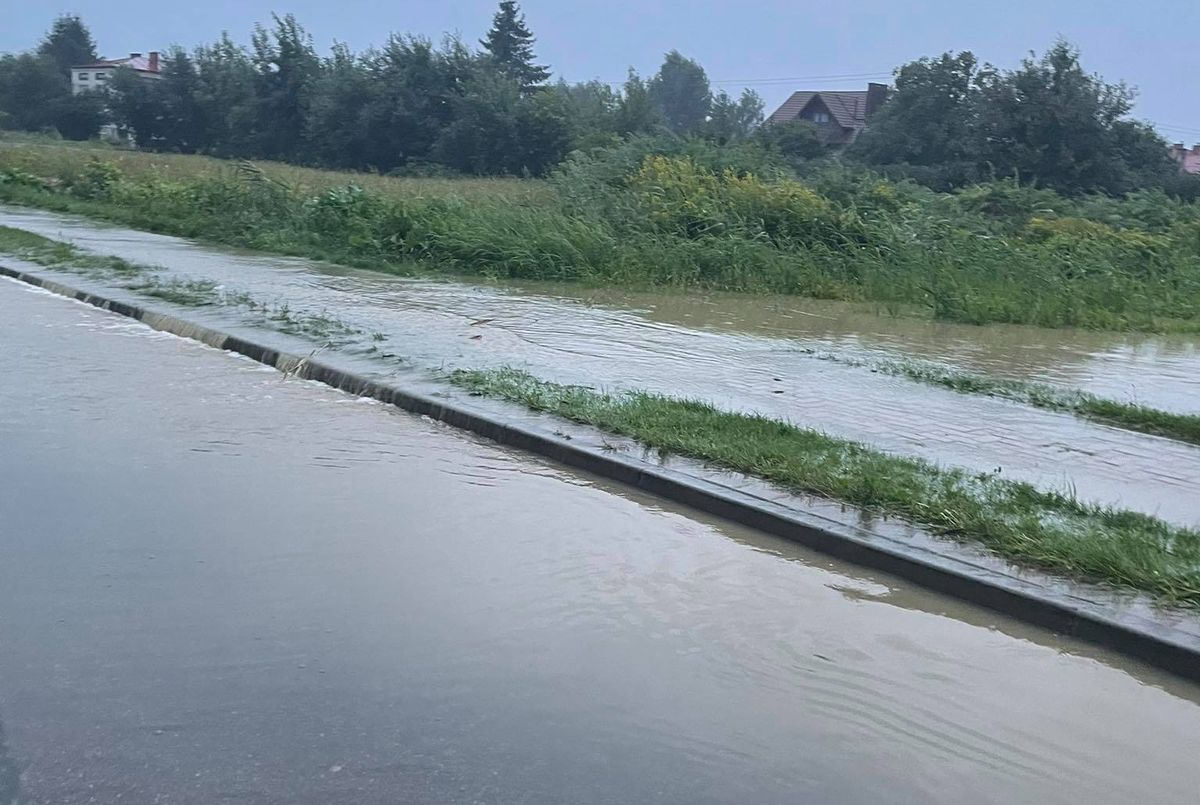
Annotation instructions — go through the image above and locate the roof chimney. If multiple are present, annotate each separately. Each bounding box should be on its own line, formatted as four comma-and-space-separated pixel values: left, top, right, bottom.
865, 82, 889, 119
129, 52, 142, 59
149, 51, 160, 72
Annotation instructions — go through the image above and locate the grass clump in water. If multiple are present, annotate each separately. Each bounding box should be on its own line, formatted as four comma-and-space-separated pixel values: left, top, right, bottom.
0, 224, 151, 278
796, 348, 1200, 446
450, 367, 1200, 605
0, 226, 367, 347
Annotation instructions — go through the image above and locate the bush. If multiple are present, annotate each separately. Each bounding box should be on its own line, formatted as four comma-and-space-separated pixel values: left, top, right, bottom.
2, 140, 1200, 332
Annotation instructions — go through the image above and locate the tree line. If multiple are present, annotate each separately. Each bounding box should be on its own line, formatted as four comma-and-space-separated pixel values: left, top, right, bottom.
0, 4, 1188, 196
0, 5, 764, 177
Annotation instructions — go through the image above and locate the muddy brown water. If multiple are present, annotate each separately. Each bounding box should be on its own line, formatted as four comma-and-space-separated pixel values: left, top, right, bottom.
4, 277, 1200, 804
1, 205, 1198, 528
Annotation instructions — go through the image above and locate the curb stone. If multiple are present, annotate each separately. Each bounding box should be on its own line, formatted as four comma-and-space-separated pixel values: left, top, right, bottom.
4, 263, 1199, 682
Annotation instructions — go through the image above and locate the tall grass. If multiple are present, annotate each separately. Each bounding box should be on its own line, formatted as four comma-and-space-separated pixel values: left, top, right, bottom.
2, 135, 1200, 331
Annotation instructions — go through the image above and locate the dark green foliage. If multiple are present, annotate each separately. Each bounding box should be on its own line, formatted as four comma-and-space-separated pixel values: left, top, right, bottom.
37, 14, 97, 78
2, 15, 1188, 196
648, 51, 712, 134
0, 53, 69, 132
480, 0, 549, 91
706, 89, 764, 143
759, 119, 827, 161
47, 90, 106, 140
614, 70, 658, 136
849, 51, 978, 168
249, 14, 320, 160
106, 67, 166, 148
855, 41, 1180, 196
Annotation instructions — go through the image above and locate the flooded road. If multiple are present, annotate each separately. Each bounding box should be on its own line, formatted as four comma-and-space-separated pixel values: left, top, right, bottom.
2, 205, 1199, 528
4, 276, 1200, 804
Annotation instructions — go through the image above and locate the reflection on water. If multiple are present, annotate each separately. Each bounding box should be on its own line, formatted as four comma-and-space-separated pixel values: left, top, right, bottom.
2, 278, 1200, 805
1, 205, 1198, 528
0, 717, 19, 805
523, 282, 1200, 411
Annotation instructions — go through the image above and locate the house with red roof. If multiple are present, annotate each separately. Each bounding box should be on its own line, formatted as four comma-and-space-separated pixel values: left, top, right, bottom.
71, 52, 162, 95
1169, 143, 1200, 175
767, 83, 889, 145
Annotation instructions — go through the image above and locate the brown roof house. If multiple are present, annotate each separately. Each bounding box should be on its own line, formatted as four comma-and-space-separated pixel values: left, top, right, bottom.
767, 83, 889, 145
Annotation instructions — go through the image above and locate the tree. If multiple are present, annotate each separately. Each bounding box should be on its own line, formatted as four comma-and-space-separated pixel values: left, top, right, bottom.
305, 43, 375, 168
37, 15, 97, 78
648, 51, 711, 134
107, 67, 168, 148
192, 34, 258, 157
250, 14, 320, 160
615, 69, 657, 135
480, 1, 549, 91
0, 53, 66, 131
975, 40, 1171, 194
849, 51, 979, 167
553, 79, 622, 151
706, 89, 763, 142
153, 49, 207, 152
48, 91, 106, 140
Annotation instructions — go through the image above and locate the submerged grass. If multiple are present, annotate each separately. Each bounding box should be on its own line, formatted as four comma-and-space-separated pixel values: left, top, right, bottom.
795, 348, 1200, 446
450, 367, 1200, 606
0, 226, 368, 347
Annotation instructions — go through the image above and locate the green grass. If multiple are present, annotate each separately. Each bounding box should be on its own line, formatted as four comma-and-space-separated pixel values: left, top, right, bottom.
450, 367, 1200, 606
795, 349, 1200, 446
0, 225, 368, 346
3, 140, 1200, 331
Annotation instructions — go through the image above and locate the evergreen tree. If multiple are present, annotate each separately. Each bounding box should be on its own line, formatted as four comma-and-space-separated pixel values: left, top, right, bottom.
37, 14, 97, 78
480, 1, 549, 91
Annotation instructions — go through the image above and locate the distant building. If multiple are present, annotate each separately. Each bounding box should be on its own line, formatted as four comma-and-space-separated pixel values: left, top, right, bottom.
767, 83, 889, 145
71, 51, 162, 95
1169, 143, 1200, 175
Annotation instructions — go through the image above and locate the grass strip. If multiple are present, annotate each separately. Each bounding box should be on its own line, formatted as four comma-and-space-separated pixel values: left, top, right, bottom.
0, 226, 369, 347
449, 367, 1200, 606
795, 348, 1200, 446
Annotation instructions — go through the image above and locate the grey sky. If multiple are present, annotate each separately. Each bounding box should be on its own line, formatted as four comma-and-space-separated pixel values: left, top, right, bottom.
9, 1, 1200, 141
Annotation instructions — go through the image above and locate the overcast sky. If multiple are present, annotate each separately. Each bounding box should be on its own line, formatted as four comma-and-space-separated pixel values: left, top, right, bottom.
7, 1, 1199, 142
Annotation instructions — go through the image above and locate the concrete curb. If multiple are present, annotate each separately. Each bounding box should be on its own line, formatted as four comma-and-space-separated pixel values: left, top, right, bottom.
5, 264, 1200, 681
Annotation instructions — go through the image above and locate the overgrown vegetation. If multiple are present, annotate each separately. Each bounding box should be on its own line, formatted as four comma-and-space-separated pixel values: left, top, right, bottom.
3, 139, 1200, 331
450, 368, 1200, 605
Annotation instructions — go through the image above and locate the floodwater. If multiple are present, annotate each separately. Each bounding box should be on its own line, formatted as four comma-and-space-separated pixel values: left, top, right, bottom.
4, 276, 1200, 804
1, 206, 1199, 527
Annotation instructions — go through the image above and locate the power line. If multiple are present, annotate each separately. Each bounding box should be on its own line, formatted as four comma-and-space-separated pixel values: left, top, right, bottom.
1159, 123, 1200, 136
595, 70, 893, 87
710, 71, 893, 85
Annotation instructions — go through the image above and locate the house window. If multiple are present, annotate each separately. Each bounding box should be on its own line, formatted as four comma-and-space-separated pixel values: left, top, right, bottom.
95, 73, 106, 81
77, 72, 89, 81
813, 111, 830, 124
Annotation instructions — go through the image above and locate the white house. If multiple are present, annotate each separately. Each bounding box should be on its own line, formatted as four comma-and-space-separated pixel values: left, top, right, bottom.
71, 51, 162, 94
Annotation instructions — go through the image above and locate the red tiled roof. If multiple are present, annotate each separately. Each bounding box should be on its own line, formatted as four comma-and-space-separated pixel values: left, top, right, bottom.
72, 55, 159, 73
